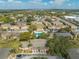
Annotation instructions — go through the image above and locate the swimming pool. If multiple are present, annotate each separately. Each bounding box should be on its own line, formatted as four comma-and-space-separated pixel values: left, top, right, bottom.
34, 32, 42, 38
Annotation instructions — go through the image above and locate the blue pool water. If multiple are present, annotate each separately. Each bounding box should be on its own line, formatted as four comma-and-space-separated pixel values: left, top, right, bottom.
34, 32, 42, 38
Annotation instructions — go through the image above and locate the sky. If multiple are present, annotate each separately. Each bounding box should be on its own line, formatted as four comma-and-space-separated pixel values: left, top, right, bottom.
0, 0, 79, 9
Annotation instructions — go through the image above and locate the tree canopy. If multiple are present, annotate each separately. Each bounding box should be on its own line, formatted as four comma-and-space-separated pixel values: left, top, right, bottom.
0, 17, 14, 23
46, 36, 73, 59
19, 32, 35, 41
28, 24, 37, 32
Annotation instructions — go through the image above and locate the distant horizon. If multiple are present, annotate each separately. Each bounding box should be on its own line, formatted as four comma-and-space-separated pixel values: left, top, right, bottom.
0, 8, 79, 10
0, 0, 79, 9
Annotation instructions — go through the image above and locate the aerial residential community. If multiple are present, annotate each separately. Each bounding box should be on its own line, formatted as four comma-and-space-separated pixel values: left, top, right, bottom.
0, 10, 79, 59
0, 0, 79, 59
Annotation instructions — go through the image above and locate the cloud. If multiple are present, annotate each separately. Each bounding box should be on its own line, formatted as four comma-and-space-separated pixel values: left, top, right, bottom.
32, 0, 42, 2
8, 0, 14, 2
54, 0, 65, 5
49, 1, 53, 4
44, 2, 48, 5
26, 0, 48, 6
13, 1, 22, 3
7, 0, 22, 3
68, 3, 72, 7
0, 0, 71, 9
0, 0, 51, 9
0, 1, 5, 3
28, 0, 42, 3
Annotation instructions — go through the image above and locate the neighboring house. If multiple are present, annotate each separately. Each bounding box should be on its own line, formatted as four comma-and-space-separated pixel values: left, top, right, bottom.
55, 32, 73, 37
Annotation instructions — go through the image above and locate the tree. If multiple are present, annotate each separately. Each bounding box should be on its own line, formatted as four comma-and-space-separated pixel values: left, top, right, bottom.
39, 32, 48, 39
0, 17, 14, 23
45, 18, 52, 23
28, 24, 37, 32
9, 48, 16, 53
26, 16, 34, 25
46, 35, 73, 59
19, 32, 35, 41
58, 26, 71, 32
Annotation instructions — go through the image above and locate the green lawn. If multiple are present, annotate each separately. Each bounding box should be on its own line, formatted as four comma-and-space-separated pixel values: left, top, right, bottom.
0, 40, 21, 48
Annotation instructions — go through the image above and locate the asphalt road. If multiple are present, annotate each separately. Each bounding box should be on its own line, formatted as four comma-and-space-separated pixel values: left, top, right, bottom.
69, 48, 79, 59
16, 55, 62, 59
0, 48, 11, 59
